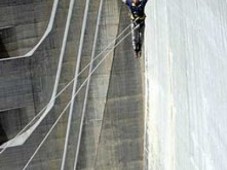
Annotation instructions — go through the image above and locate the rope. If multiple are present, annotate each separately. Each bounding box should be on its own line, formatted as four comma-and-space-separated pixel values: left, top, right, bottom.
73, 0, 104, 168
61, 0, 90, 168
0, 20, 132, 155
22, 26, 134, 170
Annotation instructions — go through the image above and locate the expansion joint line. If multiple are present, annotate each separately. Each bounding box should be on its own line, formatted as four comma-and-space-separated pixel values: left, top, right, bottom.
22, 26, 135, 170
60, 0, 90, 169
73, 0, 104, 169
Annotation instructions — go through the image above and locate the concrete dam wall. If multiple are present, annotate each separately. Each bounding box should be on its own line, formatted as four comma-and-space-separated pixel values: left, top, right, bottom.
1, 0, 227, 169
144, 0, 227, 169
0, 0, 144, 169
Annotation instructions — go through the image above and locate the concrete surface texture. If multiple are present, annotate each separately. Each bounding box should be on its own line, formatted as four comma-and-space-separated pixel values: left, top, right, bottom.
0, 0, 52, 57
145, 0, 227, 170
77, 3, 144, 170
0, 0, 145, 169
0, 0, 70, 146
2, 0, 226, 169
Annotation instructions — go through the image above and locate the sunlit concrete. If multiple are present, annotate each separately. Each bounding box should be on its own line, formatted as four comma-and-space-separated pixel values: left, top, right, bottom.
145, 0, 227, 169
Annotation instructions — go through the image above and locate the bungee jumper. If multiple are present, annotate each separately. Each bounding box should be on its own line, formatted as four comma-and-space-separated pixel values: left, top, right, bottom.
122, 0, 148, 58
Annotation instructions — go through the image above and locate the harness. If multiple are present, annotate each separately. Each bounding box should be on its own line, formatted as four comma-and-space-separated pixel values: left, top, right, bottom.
126, 0, 146, 21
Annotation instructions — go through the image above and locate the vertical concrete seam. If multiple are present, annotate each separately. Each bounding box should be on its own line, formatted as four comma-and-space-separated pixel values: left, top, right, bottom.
73, 0, 104, 168
61, 0, 90, 169
93, 4, 123, 169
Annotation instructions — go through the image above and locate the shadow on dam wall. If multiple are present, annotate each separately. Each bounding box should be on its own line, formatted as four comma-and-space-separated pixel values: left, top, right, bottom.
0, 108, 30, 145
0, 27, 13, 59
0, 123, 8, 145
0, 38, 9, 59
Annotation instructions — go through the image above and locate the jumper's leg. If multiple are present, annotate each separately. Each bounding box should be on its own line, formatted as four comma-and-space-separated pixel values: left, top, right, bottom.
131, 21, 145, 58
139, 22, 145, 50
131, 22, 140, 52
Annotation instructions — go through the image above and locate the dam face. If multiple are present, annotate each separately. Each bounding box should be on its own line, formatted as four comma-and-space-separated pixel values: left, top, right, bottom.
1, 0, 226, 169
0, 0, 144, 169
145, 0, 227, 170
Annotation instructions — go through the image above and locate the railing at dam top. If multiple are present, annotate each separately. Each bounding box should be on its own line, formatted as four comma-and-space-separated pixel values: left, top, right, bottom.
0, 0, 59, 61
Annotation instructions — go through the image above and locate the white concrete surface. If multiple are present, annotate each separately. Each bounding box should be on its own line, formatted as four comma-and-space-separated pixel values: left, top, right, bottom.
145, 0, 227, 169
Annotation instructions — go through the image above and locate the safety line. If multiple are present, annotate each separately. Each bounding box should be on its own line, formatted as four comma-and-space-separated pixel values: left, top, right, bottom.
0, 0, 76, 153
0, 21, 132, 155
22, 26, 134, 170
73, 0, 103, 168
60, 0, 90, 168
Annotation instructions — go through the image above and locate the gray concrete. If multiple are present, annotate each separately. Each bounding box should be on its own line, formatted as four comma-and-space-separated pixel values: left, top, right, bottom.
0, 0, 52, 57
144, 0, 227, 170
0, 0, 71, 168
77, 3, 144, 169
0, 0, 146, 169
76, 0, 121, 167
0, 0, 69, 145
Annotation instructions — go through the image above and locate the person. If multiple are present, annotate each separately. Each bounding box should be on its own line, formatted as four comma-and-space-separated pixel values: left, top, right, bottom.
122, 0, 148, 58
